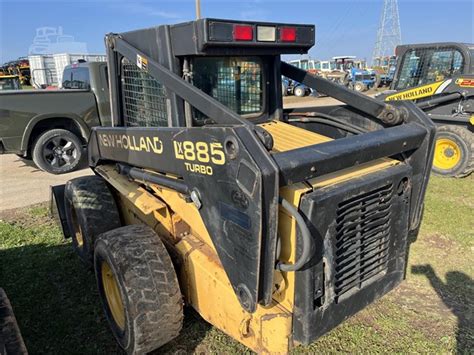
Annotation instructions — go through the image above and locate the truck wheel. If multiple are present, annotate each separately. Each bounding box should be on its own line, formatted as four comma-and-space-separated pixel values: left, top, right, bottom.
94, 225, 183, 354
65, 176, 121, 267
32, 129, 83, 174
354, 82, 367, 92
294, 86, 306, 97
432, 125, 473, 177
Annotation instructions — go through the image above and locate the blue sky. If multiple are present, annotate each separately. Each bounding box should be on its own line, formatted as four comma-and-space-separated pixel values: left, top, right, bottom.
0, 0, 473, 63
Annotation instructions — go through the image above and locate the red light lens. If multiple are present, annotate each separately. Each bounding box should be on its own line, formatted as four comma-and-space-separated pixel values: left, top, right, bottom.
280, 27, 297, 42
234, 25, 253, 41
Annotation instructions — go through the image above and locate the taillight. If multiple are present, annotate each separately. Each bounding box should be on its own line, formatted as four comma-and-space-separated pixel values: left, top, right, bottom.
280, 27, 296, 42
234, 25, 253, 41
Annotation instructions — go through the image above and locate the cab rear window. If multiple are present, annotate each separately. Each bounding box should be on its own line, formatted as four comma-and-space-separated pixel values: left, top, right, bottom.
192, 57, 263, 116
62, 67, 90, 89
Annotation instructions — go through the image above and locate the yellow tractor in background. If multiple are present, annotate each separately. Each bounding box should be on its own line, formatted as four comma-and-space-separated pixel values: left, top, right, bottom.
1, 58, 31, 86
0, 75, 21, 91
52, 18, 435, 354
377, 42, 474, 177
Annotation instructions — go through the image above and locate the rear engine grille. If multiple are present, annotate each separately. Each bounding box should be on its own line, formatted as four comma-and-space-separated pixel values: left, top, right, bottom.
334, 184, 393, 301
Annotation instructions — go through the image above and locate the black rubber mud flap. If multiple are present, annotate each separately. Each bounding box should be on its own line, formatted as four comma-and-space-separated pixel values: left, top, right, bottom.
0, 288, 27, 355
50, 184, 70, 238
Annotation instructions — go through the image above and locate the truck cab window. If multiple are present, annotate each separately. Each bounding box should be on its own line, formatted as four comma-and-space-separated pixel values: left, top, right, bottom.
62, 67, 90, 89
192, 57, 263, 120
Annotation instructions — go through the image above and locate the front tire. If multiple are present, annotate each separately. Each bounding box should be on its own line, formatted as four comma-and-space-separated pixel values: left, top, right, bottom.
432, 125, 473, 177
94, 225, 183, 354
354, 82, 367, 92
294, 86, 306, 97
32, 129, 83, 174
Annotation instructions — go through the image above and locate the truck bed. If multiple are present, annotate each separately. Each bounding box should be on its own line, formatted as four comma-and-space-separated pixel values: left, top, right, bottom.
0, 89, 100, 153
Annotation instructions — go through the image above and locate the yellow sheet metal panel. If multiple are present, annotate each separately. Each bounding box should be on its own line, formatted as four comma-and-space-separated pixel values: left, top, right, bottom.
259, 120, 332, 152
96, 165, 216, 251
308, 158, 398, 189
176, 235, 293, 353
95, 165, 166, 215
148, 185, 217, 252
272, 181, 311, 311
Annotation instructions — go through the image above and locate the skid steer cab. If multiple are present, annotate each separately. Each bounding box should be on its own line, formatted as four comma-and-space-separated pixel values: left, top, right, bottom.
51, 18, 435, 354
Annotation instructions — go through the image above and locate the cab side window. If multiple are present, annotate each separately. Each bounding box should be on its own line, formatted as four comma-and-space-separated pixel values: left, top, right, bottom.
395, 48, 465, 90
425, 49, 463, 83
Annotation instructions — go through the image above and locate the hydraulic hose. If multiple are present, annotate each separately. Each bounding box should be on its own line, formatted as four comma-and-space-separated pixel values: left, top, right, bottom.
286, 111, 367, 134
276, 198, 312, 272
287, 117, 362, 135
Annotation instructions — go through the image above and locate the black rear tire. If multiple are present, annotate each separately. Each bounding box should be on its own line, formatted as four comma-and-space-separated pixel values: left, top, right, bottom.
65, 176, 121, 267
94, 225, 183, 354
32, 128, 83, 174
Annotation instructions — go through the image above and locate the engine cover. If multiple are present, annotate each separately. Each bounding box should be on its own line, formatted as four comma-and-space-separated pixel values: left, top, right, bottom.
293, 163, 412, 344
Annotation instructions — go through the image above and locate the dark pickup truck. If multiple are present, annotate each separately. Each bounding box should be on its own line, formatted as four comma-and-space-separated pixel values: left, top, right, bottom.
0, 61, 111, 174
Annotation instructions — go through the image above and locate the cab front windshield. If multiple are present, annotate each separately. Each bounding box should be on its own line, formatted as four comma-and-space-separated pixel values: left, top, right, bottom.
192, 56, 263, 118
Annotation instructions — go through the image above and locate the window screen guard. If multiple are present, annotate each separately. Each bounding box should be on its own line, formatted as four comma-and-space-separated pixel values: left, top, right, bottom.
121, 57, 169, 127
192, 57, 264, 120
119, 55, 264, 128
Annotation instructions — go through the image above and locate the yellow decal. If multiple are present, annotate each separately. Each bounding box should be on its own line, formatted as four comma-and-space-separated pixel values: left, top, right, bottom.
385, 81, 444, 101
136, 54, 148, 71
455, 78, 474, 88
469, 115, 474, 126
98, 134, 163, 154
174, 141, 226, 176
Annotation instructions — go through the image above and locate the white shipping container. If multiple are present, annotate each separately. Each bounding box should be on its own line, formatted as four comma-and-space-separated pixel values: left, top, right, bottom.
28, 53, 106, 88
28, 55, 57, 88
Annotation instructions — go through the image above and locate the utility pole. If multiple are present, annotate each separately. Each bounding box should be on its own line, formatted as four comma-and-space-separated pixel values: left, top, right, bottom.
372, 0, 401, 66
196, 0, 201, 19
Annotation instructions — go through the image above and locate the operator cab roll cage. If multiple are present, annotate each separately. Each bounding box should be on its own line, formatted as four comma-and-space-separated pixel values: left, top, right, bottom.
89, 18, 436, 312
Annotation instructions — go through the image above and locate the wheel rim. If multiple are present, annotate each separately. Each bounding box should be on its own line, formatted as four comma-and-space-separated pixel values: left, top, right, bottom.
434, 138, 461, 170
43, 137, 78, 168
101, 261, 126, 330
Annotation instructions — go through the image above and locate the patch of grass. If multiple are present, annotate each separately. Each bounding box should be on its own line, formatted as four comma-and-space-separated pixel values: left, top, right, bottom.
420, 175, 474, 247
0, 206, 120, 354
0, 176, 472, 353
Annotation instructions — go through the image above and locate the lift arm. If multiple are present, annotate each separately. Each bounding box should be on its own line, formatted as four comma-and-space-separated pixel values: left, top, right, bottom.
281, 62, 407, 125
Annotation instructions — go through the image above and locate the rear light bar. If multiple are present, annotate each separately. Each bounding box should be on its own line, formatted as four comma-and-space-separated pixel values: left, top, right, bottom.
205, 20, 314, 47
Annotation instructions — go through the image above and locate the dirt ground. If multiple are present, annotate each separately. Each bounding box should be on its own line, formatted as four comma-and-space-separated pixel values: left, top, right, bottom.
0, 155, 92, 211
